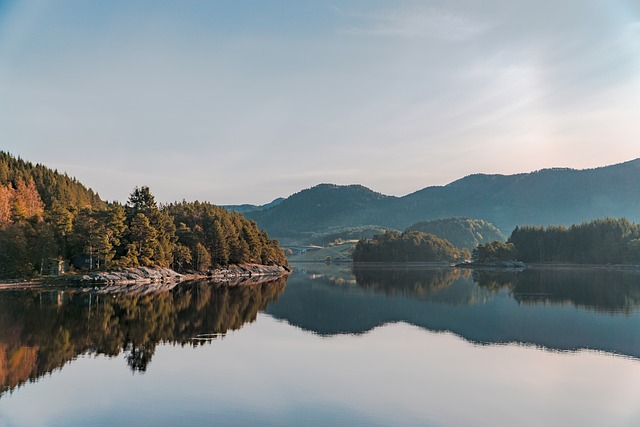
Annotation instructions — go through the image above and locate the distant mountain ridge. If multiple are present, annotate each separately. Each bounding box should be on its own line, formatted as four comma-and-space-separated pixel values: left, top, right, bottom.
223, 198, 285, 214
248, 158, 640, 244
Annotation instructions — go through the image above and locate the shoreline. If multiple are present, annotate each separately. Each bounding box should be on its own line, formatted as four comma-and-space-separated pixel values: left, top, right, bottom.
296, 260, 640, 272
0, 264, 291, 291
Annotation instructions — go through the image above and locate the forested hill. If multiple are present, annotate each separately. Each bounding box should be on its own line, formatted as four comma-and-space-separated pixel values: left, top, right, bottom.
247, 184, 396, 239
248, 159, 640, 244
223, 197, 285, 214
400, 158, 640, 233
408, 218, 505, 250
0, 151, 103, 210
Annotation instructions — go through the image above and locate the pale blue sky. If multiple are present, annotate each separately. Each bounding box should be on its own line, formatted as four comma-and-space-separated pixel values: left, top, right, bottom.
1, 0, 639, 204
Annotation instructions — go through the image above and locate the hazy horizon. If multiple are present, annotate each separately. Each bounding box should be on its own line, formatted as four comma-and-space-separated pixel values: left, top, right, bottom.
2, 0, 639, 204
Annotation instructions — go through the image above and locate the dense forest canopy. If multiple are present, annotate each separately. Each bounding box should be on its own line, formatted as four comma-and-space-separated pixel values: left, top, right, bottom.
0, 153, 286, 278
0, 152, 104, 210
507, 217, 640, 264
407, 218, 505, 250
471, 241, 516, 263
352, 231, 470, 263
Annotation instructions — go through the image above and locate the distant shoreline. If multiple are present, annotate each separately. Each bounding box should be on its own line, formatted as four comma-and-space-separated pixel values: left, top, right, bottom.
293, 259, 640, 272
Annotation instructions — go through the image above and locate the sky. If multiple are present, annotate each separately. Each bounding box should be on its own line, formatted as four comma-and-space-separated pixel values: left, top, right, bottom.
1, 0, 639, 205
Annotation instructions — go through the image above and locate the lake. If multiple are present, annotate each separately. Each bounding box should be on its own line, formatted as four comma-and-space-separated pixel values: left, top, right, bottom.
1, 264, 640, 426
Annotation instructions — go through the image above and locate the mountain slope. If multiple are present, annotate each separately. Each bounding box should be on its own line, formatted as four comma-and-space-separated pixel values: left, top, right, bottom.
0, 151, 104, 209
408, 218, 506, 249
223, 198, 285, 214
248, 184, 395, 239
398, 159, 640, 232
248, 159, 640, 244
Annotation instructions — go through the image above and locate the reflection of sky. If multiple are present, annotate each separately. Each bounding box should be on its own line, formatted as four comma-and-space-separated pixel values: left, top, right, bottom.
1, 1, 639, 204
1, 316, 639, 427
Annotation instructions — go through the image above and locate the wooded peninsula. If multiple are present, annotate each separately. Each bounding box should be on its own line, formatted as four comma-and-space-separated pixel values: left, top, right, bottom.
0, 152, 287, 279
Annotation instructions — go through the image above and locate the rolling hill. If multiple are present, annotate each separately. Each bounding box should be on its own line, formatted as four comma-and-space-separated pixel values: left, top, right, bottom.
248, 159, 640, 245
247, 184, 396, 243
408, 218, 506, 250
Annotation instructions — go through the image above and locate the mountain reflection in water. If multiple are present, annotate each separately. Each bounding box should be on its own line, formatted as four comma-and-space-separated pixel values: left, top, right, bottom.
266, 264, 640, 357
3, 265, 640, 401
0, 278, 286, 397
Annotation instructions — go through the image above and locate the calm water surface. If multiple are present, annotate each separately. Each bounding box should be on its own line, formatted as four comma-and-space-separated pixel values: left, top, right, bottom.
1, 265, 640, 426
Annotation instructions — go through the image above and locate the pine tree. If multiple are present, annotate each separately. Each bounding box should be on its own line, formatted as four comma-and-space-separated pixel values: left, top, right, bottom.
126, 186, 157, 218
210, 220, 229, 266
193, 243, 211, 272
46, 200, 74, 258
128, 213, 158, 267
0, 223, 33, 277
71, 207, 100, 269
172, 244, 192, 270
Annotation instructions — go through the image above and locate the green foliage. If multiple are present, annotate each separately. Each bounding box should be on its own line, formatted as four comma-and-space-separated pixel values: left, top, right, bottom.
298, 225, 395, 247
248, 160, 640, 244
352, 231, 469, 263
408, 218, 505, 250
127, 213, 158, 267
0, 152, 287, 277
0, 151, 103, 211
508, 217, 640, 264
248, 184, 393, 240
471, 241, 516, 262
165, 201, 287, 269
0, 223, 33, 277
193, 243, 212, 272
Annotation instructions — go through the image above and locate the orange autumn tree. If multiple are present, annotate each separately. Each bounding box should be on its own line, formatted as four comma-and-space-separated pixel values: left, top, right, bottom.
0, 184, 14, 224
12, 178, 44, 222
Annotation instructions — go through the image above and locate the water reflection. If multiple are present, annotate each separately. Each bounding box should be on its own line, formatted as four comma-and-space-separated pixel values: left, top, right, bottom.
0, 278, 286, 397
266, 265, 640, 358
473, 268, 640, 313
4, 265, 640, 402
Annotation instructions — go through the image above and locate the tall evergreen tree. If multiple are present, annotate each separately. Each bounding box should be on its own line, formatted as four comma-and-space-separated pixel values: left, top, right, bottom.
127, 213, 158, 267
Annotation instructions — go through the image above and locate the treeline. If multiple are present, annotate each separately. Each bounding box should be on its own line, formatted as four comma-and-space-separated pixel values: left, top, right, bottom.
0, 151, 104, 210
507, 218, 640, 264
471, 241, 516, 263
0, 180, 287, 278
166, 200, 288, 269
352, 231, 470, 263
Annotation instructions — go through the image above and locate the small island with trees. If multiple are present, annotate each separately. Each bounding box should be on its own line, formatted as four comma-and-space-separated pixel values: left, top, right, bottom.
352, 216, 640, 269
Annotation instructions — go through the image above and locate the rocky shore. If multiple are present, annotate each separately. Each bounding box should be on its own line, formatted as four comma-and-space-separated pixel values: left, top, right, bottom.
72, 264, 290, 294
76, 267, 184, 285
75, 264, 289, 284
0, 264, 291, 294
203, 264, 291, 281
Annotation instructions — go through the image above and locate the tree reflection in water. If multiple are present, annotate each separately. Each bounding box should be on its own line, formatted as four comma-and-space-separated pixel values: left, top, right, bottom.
266, 265, 640, 359
0, 277, 286, 396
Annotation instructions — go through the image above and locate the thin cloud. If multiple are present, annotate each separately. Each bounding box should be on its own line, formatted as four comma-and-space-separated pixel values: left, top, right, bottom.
341, 7, 491, 41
